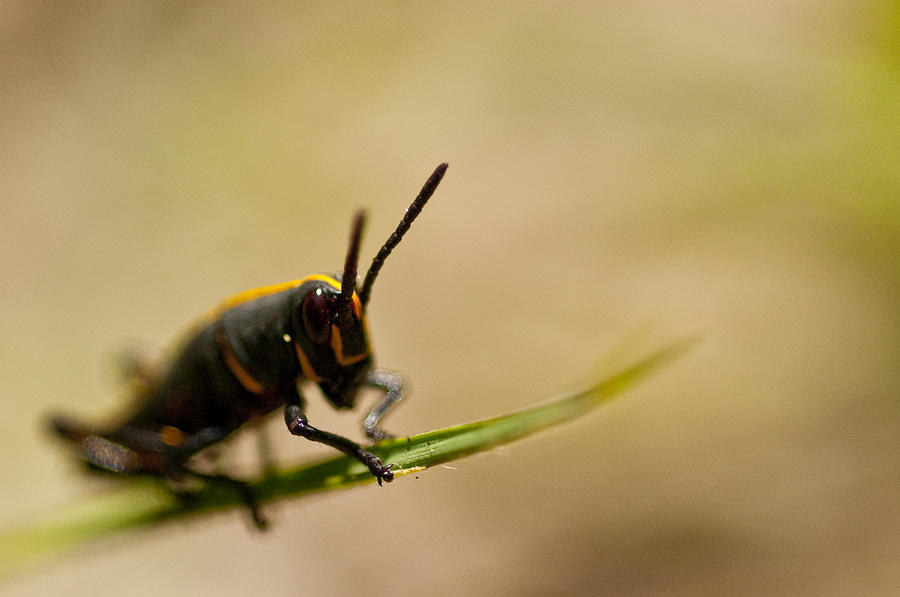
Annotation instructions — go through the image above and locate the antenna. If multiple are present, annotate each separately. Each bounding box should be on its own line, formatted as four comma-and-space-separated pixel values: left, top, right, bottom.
337, 210, 365, 326
359, 162, 448, 308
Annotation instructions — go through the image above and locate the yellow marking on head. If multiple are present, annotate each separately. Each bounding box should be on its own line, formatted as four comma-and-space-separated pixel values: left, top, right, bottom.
305, 274, 364, 317
331, 323, 370, 366
311, 275, 368, 365
160, 426, 184, 447
291, 274, 368, 371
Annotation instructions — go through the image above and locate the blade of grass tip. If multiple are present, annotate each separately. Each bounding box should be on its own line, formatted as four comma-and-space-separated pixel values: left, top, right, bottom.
254, 339, 696, 497
255, 339, 694, 495
372, 337, 697, 475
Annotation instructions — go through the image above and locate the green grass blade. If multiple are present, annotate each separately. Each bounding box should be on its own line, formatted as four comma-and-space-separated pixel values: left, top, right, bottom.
0, 340, 690, 579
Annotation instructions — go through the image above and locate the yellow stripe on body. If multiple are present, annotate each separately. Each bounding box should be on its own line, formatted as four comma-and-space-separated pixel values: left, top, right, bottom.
199, 274, 349, 325
221, 340, 267, 394
206, 279, 306, 321
294, 341, 323, 382
214, 324, 268, 395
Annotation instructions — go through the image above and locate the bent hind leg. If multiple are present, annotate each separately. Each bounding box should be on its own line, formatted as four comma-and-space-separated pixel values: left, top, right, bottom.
49, 415, 267, 529
49, 415, 144, 474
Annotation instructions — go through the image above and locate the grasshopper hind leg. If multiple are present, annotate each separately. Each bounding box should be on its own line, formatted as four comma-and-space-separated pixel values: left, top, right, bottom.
49, 415, 144, 474
49, 415, 268, 529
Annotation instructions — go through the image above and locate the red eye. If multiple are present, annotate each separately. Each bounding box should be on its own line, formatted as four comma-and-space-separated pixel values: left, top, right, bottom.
302, 289, 333, 345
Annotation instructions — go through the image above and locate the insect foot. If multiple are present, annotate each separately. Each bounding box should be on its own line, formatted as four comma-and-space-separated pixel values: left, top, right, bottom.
366, 457, 396, 486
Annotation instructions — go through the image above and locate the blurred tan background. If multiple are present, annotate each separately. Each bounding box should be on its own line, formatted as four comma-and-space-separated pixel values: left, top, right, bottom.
2, 2, 898, 595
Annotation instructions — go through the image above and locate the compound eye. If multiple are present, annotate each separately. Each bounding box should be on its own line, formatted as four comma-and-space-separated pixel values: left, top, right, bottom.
302, 289, 333, 345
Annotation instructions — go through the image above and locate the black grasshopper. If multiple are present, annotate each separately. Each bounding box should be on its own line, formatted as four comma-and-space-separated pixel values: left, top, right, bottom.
49, 163, 449, 527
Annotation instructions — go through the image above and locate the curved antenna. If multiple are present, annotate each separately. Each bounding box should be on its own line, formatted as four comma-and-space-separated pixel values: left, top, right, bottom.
337, 210, 365, 326
359, 162, 448, 308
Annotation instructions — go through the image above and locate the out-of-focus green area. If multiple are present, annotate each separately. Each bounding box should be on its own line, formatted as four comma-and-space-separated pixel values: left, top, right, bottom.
1, 3, 897, 595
